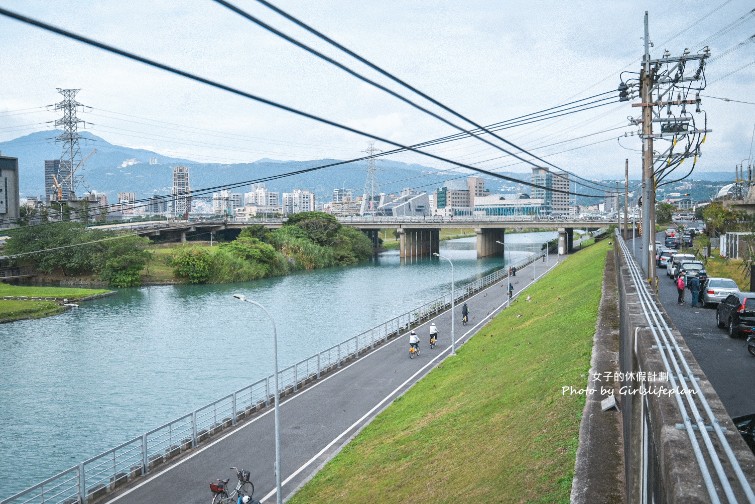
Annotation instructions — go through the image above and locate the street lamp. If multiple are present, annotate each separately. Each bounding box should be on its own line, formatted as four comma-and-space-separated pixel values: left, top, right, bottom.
232, 294, 282, 504
433, 253, 456, 355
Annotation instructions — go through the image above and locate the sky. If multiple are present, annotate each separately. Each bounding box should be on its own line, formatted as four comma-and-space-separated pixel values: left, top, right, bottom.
0, 0, 753, 184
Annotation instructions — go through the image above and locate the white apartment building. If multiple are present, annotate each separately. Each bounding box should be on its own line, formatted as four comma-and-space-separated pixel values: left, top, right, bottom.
282, 189, 315, 215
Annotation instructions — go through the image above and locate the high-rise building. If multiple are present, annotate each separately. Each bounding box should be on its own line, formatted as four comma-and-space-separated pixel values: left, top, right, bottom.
146, 196, 168, 215
531, 167, 570, 215
0, 156, 20, 226
213, 190, 243, 216
282, 189, 315, 215
172, 165, 191, 217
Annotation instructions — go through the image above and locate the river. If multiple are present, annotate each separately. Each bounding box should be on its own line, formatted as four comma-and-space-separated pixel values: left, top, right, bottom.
0, 231, 556, 498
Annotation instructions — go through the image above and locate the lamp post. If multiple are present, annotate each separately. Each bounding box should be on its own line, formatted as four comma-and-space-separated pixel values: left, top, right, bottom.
433, 253, 456, 355
232, 294, 282, 504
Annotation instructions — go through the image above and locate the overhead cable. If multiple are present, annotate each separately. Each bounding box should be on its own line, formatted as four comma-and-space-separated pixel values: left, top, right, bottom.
218, 0, 614, 191
0, 7, 614, 200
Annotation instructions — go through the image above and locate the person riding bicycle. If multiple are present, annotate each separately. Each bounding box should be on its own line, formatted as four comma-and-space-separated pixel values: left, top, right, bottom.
461, 302, 469, 323
409, 330, 420, 350
429, 322, 438, 343
508, 282, 514, 298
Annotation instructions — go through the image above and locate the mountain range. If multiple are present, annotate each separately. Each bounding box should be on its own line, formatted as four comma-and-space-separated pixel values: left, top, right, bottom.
0, 131, 734, 204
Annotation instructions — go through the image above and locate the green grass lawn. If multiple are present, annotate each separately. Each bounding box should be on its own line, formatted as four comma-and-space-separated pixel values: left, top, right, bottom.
289, 240, 609, 504
0, 299, 64, 322
0, 284, 110, 299
0, 284, 111, 323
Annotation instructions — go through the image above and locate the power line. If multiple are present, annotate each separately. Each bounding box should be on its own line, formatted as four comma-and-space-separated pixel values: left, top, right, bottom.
219, 0, 613, 192
701, 94, 755, 106
0, 7, 613, 201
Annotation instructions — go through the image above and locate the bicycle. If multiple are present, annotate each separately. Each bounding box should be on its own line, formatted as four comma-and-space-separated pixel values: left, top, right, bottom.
209, 467, 260, 504
462, 313, 468, 326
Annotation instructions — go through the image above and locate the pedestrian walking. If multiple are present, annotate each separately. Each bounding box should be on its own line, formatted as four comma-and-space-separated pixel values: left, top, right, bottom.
676, 275, 686, 304
511, 266, 516, 276
688, 275, 700, 307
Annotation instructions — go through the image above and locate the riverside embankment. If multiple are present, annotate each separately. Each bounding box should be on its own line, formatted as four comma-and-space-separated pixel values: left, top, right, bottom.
0, 232, 556, 499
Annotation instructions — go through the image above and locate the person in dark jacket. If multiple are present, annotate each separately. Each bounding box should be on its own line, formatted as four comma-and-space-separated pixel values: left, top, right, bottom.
688, 275, 701, 307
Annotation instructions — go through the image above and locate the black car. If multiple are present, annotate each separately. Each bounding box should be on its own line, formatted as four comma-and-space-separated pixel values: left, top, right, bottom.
679, 261, 707, 285
732, 413, 755, 455
665, 236, 680, 249
716, 292, 755, 338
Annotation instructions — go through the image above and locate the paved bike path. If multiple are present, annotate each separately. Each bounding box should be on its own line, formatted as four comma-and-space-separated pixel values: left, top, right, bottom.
106, 255, 560, 504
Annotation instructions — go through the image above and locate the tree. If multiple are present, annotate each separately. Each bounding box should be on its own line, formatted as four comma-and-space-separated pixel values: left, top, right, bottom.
702, 201, 740, 237
655, 202, 675, 224
284, 212, 341, 246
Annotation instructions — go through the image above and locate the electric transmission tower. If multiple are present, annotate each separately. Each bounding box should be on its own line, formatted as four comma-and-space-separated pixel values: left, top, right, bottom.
618, 11, 710, 279
53, 88, 87, 201
361, 142, 381, 215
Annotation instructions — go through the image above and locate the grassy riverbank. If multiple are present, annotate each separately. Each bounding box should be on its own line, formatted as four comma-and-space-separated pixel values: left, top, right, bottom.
290, 240, 608, 503
0, 284, 112, 323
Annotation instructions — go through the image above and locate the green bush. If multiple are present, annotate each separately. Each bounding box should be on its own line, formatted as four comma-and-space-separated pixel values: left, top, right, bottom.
221, 236, 288, 276
171, 246, 213, 284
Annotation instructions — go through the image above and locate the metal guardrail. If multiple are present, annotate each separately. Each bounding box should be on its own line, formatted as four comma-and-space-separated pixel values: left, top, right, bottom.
1, 245, 553, 504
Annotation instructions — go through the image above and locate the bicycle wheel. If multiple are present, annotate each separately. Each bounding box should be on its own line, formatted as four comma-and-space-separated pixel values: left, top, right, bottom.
211, 493, 227, 504
239, 481, 255, 499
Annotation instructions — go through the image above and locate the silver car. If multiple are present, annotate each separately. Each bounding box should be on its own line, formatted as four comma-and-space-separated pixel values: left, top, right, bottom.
702, 277, 740, 306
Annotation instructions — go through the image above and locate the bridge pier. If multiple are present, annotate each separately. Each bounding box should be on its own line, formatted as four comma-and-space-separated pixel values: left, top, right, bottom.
475, 228, 505, 258
558, 227, 574, 255
360, 229, 380, 255
398, 228, 439, 259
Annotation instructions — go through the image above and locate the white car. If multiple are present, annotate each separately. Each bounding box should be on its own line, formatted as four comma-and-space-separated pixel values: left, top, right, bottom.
701, 277, 740, 306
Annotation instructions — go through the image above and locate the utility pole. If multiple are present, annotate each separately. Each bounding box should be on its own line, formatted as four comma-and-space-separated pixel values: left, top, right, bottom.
624, 159, 629, 240
641, 12, 656, 281
621, 11, 709, 280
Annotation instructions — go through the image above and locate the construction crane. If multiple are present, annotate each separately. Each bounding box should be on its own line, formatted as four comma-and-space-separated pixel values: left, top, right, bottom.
51, 174, 63, 201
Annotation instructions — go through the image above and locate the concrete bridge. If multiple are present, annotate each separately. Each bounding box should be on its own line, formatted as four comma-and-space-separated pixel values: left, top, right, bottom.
93, 215, 616, 258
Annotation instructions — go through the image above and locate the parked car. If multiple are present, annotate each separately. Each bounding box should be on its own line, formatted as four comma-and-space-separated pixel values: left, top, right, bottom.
665, 236, 680, 249
701, 277, 740, 306
682, 234, 693, 247
716, 292, 755, 337
679, 261, 707, 285
658, 250, 674, 268
732, 413, 755, 454
667, 253, 695, 278
665, 228, 677, 237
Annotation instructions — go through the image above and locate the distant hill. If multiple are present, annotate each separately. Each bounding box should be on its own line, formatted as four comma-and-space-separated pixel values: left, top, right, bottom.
0, 130, 736, 204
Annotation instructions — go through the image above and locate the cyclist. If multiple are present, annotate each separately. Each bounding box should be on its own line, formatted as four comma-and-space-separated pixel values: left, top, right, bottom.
409, 330, 420, 351
508, 283, 514, 299
429, 322, 438, 345
461, 302, 469, 325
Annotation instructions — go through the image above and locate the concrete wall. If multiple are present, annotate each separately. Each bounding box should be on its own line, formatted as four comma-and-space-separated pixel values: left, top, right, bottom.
614, 244, 755, 502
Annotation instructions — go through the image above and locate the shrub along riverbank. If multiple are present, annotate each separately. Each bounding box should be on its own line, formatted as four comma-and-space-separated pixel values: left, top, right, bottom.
289, 240, 609, 504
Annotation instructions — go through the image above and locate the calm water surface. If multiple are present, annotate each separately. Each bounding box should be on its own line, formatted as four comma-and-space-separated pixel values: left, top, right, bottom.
0, 232, 555, 497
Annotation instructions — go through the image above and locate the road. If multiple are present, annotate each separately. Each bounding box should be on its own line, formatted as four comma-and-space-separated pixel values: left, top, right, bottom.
633, 234, 755, 418
103, 253, 560, 504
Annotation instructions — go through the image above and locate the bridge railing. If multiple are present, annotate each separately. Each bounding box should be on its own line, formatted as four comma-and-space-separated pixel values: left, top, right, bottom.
1, 247, 550, 504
